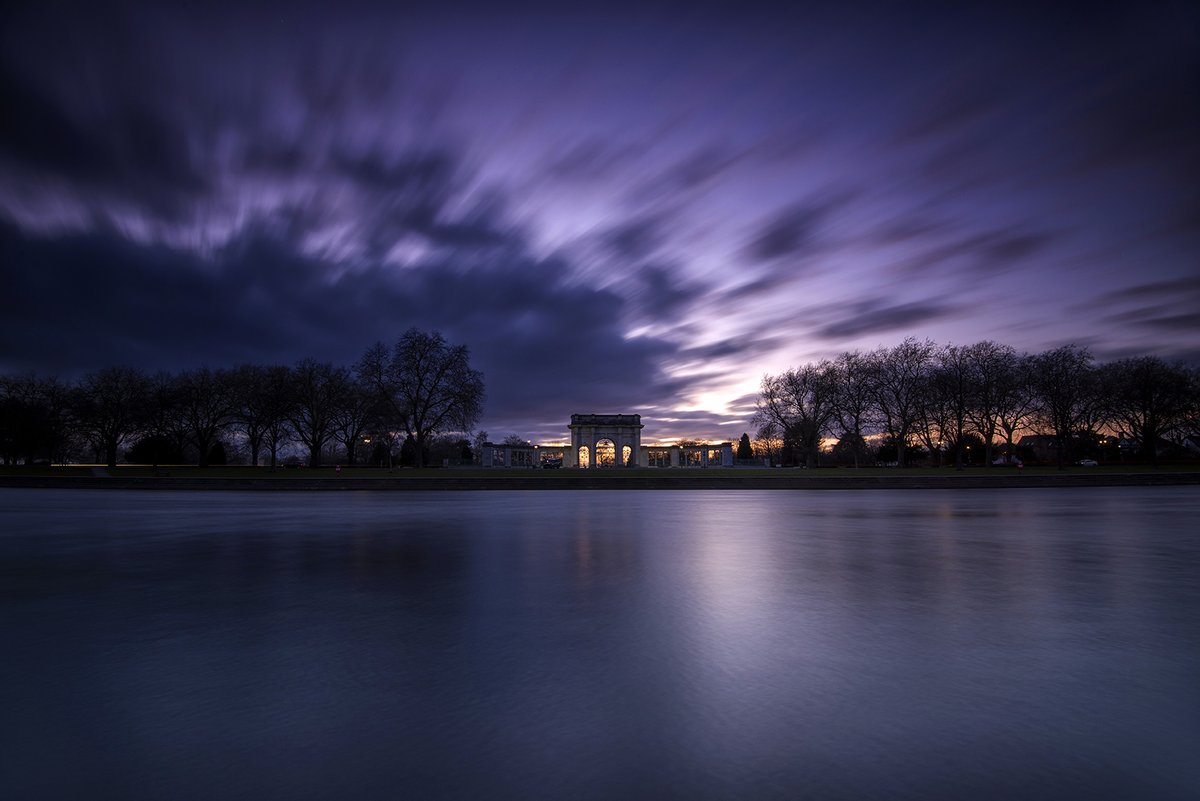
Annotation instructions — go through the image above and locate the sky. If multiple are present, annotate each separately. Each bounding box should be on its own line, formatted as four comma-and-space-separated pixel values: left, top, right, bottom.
1, 0, 1197, 443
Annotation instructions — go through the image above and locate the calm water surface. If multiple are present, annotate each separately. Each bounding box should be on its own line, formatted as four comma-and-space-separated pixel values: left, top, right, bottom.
2, 487, 1198, 800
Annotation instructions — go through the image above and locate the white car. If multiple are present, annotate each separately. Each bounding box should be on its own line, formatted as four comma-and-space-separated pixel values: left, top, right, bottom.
1077, 459, 1098, 467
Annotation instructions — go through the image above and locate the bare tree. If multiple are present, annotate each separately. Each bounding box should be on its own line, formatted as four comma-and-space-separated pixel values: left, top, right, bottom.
1100, 356, 1193, 464
755, 361, 839, 469
358, 329, 484, 468
0, 373, 71, 465
331, 376, 379, 465
175, 367, 237, 467
139, 370, 183, 469
261, 366, 294, 470
1180, 367, 1200, 451
914, 372, 951, 468
933, 344, 973, 469
830, 351, 874, 468
1030, 345, 1097, 469
994, 352, 1038, 461
868, 338, 936, 468
964, 341, 1016, 467
73, 367, 149, 467
231, 364, 296, 468
288, 360, 344, 467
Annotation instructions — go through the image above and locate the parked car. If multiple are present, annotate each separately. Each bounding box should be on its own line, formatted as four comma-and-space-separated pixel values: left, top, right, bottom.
1076, 458, 1098, 467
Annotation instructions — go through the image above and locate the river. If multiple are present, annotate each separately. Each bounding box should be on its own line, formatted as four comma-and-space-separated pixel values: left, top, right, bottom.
2, 487, 1198, 800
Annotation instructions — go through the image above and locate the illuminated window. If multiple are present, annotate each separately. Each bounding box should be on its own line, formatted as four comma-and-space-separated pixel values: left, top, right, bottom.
622, 445, 632, 466
578, 445, 590, 469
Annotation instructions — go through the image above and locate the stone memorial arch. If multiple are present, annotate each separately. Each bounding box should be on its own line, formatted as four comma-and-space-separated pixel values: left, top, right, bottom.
567, 414, 643, 469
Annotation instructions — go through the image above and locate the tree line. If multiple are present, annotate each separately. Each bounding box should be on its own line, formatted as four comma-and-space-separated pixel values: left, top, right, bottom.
0, 329, 484, 469
754, 340, 1200, 469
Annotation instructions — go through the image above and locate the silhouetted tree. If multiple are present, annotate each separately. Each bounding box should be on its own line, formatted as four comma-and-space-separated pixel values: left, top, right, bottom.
206, 441, 228, 466
756, 361, 839, 469
830, 351, 874, 468
368, 438, 393, 467
136, 371, 184, 469
994, 352, 1038, 462
176, 367, 236, 467
288, 359, 343, 467
964, 341, 1017, 467
1030, 345, 1097, 469
230, 364, 293, 468
915, 361, 954, 467
868, 338, 936, 468
73, 366, 149, 467
829, 432, 870, 467
0, 373, 71, 465
260, 366, 295, 469
753, 430, 784, 467
126, 434, 184, 465
1100, 356, 1193, 464
399, 433, 419, 467
1181, 368, 1200, 450
358, 329, 485, 468
931, 344, 973, 470
737, 433, 754, 460
331, 376, 378, 465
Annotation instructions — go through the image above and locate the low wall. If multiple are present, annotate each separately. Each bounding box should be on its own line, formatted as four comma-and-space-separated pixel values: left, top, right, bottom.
2, 473, 1198, 491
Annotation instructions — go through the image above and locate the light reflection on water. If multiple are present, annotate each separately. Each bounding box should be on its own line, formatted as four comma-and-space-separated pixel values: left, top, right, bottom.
2, 487, 1198, 800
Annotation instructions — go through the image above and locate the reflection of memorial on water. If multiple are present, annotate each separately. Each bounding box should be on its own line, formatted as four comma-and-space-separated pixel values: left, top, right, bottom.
479, 413, 735, 468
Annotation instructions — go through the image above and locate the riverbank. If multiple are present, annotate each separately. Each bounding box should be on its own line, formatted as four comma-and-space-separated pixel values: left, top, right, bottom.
2, 467, 1198, 491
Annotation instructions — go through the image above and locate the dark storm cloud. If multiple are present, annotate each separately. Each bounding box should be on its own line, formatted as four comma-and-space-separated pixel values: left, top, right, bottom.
676, 336, 784, 363
601, 216, 667, 261
745, 192, 856, 262
0, 218, 390, 370
1102, 307, 1200, 334
0, 56, 206, 220
623, 265, 708, 320
813, 298, 960, 340
1091, 276, 1200, 305
1138, 313, 1200, 333
0, 219, 687, 427
724, 273, 797, 302
1084, 276, 1200, 336
888, 224, 1060, 277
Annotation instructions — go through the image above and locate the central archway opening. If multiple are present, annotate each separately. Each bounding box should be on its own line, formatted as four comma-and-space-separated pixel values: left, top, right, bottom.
594, 438, 616, 469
